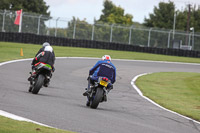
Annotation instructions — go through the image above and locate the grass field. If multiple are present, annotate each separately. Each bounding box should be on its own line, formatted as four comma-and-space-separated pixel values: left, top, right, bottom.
0, 116, 74, 133
136, 72, 200, 122
0, 41, 200, 132
1, 41, 200, 63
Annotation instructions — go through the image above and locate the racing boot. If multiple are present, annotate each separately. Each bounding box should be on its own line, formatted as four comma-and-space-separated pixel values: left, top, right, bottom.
83, 88, 90, 96
103, 94, 107, 102
29, 86, 33, 92
44, 76, 51, 87
28, 76, 32, 81
43, 82, 49, 87
28, 71, 36, 81
83, 85, 94, 96
86, 101, 90, 106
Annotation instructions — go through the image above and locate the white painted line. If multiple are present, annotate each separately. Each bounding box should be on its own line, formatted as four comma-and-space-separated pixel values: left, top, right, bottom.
113, 58, 200, 66
0, 110, 53, 128
0, 58, 32, 66
58, 57, 200, 66
1, 57, 199, 66
131, 73, 200, 125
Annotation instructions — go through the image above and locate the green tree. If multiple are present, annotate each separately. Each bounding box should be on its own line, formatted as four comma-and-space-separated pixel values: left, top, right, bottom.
144, 1, 175, 29
144, 1, 200, 32
175, 10, 187, 31
98, 0, 133, 25
66, 17, 93, 40
0, 0, 49, 15
176, 5, 200, 32
94, 0, 134, 44
0, 0, 50, 34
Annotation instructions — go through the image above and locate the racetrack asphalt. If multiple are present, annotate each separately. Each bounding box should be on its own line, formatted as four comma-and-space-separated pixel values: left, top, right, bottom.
0, 57, 200, 133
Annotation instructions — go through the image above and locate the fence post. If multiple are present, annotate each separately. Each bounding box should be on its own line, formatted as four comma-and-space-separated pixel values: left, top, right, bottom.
46, 18, 51, 35
129, 25, 134, 44
19, 11, 23, 33
110, 24, 114, 42
173, 11, 177, 40
91, 24, 95, 40
192, 31, 194, 50
188, 32, 191, 47
37, 15, 42, 35
167, 30, 172, 48
190, 27, 194, 50
55, 17, 60, 37
2, 10, 6, 32
148, 28, 152, 47
73, 19, 77, 39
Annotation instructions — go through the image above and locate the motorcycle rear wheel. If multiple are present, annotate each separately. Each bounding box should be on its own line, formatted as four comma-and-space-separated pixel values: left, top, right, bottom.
32, 74, 45, 94
90, 87, 103, 109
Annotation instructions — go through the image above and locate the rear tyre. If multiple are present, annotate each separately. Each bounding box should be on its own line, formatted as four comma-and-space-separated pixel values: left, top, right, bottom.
32, 74, 45, 94
90, 87, 103, 109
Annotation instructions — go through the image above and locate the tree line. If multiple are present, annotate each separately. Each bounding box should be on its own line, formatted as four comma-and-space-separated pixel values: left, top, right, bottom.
0, 0, 200, 48
2, 0, 199, 31
144, 1, 200, 32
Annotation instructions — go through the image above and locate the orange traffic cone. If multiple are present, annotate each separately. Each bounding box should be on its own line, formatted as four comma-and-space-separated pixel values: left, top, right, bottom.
20, 48, 24, 56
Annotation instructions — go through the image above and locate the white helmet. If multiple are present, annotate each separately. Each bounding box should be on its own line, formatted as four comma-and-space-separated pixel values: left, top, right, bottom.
43, 42, 50, 47
102, 55, 111, 61
44, 46, 53, 52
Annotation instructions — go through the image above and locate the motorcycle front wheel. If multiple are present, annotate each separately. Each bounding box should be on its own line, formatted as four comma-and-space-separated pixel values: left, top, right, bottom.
32, 74, 45, 94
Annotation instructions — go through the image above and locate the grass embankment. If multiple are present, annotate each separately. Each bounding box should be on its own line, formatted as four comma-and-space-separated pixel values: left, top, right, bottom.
0, 116, 74, 133
136, 72, 200, 122
1, 41, 200, 63
0, 42, 200, 132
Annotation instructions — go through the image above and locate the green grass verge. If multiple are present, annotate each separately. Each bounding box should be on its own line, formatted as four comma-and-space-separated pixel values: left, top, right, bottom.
0, 41, 200, 132
0, 116, 74, 133
1, 41, 200, 63
136, 72, 200, 121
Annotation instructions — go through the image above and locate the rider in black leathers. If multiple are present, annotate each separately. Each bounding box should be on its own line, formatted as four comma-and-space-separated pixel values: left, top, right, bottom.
28, 45, 55, 83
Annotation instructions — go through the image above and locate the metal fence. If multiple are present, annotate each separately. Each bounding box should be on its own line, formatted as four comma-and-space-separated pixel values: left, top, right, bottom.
1, 10, 200, 51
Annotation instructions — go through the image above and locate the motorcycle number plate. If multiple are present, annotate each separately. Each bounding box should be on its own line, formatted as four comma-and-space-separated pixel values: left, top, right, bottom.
100, 80, 108, 87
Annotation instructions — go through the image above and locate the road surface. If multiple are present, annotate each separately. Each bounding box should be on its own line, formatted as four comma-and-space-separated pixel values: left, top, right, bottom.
0, 58, 199, 133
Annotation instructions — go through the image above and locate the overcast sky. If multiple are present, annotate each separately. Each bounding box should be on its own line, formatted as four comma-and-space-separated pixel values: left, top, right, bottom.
44, 0, 200, 24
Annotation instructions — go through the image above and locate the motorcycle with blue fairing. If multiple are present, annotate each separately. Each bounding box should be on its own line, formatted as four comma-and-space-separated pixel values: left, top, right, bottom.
86, 76, 112, 109
28, 62, 52, 94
